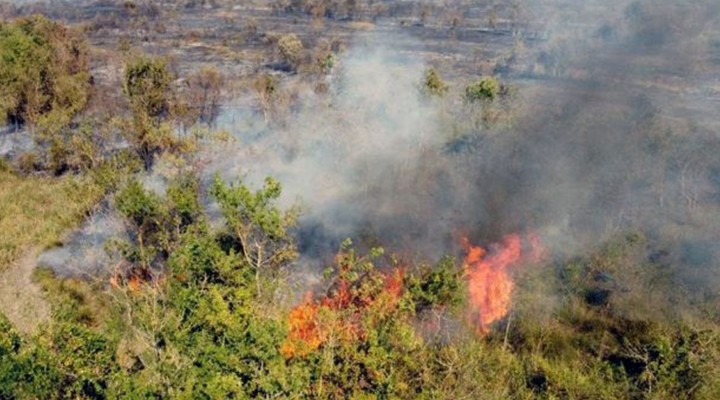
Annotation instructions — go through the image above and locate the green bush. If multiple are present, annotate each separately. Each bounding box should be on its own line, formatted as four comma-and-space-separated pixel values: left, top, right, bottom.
2, 171, 718, 400
465, 76, 501, 103
0, 15, 91, 130
123, 56, 173, 121
421, 67, 449, 97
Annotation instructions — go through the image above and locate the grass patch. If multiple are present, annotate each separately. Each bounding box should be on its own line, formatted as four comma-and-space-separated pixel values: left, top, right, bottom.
0, 171, 103, 271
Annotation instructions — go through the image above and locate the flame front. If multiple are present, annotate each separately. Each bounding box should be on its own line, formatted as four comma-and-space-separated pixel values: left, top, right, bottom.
461, 234, 525, 335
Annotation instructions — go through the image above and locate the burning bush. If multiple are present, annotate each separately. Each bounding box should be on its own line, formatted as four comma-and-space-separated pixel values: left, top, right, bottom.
281, 243, 406, 358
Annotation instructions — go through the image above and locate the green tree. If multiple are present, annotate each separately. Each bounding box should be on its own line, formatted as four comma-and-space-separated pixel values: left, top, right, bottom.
113, 175, 201, 277
122, 57, 192, 169
211, 176, 298, 296
407, 256, 462, 313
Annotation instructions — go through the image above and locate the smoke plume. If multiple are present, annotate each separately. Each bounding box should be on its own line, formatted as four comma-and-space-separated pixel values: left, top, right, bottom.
37, 0, 720, 307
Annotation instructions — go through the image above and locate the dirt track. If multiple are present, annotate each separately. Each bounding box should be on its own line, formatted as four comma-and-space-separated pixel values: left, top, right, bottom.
0, 248, 49, 334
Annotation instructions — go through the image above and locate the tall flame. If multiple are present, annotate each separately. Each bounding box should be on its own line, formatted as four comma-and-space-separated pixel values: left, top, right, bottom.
461, 234, 537, 335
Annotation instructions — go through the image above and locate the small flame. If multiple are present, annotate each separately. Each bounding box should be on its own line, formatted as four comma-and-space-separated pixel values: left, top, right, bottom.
461, 233, 541, 335
109, 267, 161, 293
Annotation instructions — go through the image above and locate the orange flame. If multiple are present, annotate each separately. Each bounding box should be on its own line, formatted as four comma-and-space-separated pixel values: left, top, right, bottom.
383, 268, 405, 307
280, 293, 325, 358
281, 267, 405, 358
461, 233, 540, 335
109, 267, 162, 293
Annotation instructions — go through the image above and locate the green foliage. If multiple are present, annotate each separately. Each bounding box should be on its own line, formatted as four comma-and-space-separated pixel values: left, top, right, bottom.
465, 76, 501, 103
2, 225, 720, 398
120, 59, 192, 169
0, 313, 22, 398
211, 176, 298, 293
88, 149, 144, 193
421, 67, 449, 97
37, 323, 116, 398
113, 175, 202, 273
0, 15, 91, 129
123, 56, 173, 120
0, 15, 97, 173
116, 179, 162, 230
0, 308, 116, 399
2, 168, 719, 399
407, 256, 462, 313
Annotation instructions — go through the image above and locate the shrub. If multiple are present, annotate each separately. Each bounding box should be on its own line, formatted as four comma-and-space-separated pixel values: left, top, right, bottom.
421, 67, 449, 97
465, 76, 501, 103
182, 66, 224, 126
277, 33, 304, 71
123, 56, 173, 121
0, 15, 91, 130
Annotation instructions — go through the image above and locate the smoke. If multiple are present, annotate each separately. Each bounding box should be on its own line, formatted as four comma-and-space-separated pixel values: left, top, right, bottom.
209, 40, 458, 259
228, 1, 720, 295
463, 0, 720, 300
37, 204, 126, 278
34, 0, 720, 309
201, 0, 720, 286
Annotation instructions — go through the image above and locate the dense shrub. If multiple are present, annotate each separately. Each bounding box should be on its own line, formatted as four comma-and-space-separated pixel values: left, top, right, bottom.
0, 15, 91, 130
277, 33, 304, 71
123, 56, 173, 121
421, 67, 449, 97
465, 76, 501, 103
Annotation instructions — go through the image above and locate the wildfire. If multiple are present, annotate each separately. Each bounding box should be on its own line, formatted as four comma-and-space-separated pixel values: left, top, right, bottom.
281, 295, 325, 357
281, 267, 405, 358
461, 233, 541, 335
109, 266, 161, 293
282, 232, 542, 356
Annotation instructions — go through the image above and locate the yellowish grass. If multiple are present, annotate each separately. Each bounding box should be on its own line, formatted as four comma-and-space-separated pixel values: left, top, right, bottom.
0, 171, 103, 271
349, 21, 375, 30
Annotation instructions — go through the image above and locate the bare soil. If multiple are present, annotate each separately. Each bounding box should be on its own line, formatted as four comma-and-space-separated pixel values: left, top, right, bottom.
0, 247, 50, 334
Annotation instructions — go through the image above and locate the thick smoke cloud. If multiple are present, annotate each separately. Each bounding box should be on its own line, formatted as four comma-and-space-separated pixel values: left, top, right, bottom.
37, 0, 720, 302
207, 0, 720, 294
210, 41, 459, 260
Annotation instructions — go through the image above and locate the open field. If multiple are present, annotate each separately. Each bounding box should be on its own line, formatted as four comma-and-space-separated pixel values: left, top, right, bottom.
0, 171, 102, 271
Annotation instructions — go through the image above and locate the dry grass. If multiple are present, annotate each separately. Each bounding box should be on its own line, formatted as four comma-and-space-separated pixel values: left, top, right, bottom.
0, 171, 103, 271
